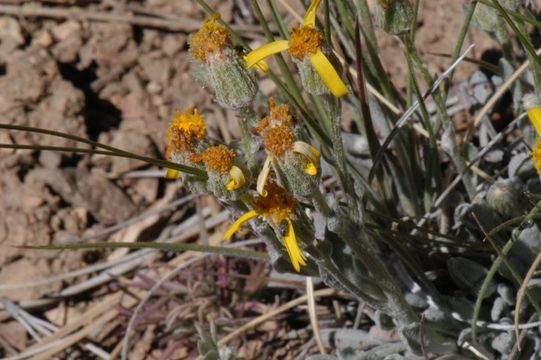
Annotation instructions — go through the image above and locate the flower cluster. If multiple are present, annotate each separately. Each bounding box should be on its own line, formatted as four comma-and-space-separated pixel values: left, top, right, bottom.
245, 0, 348, 97
165, 100, 316, 271
165, 109, 245, 193
164, 0, 348, 272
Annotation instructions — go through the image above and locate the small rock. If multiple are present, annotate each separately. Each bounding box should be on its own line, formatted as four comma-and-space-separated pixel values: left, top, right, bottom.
23, 195, 45, 210
0, 258, 60, 300
39, 150, 62, 169
490, 297, 507, 322
51, 20, 81, 41
162, 33, 186, 57
138, 50, 172, 85
497, 283, 515, 305
146, 81, 162, 94
491, 332, 515, 356
0, 16, 24, 53
34, 29, 53, 48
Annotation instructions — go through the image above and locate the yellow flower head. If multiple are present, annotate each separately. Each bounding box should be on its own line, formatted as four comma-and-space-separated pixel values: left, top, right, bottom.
191, 144, 246, 190
264, 125, 295, 157
223, 182, 307, 271
255, 100, 321, 195
531, 138, 541, 173
190, 14, 231, 62
192, 144, 235, 174
256, 98, 294, 134
167, 109, 206, 141
244, 0, 348, 97
164, 109, 207, 180
253, 182, 296, 224
288, 26, 323, 59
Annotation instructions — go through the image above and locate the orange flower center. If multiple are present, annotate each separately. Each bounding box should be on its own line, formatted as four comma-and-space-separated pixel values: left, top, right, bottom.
190, 15, 231, 62
192, 145, 235, 174
288, 26, 323, 59
256, 98, 294, 133
264, 125, 295, 157
253, 182, 296, 224
165, 109, 206, 157
166, 129, 198, 157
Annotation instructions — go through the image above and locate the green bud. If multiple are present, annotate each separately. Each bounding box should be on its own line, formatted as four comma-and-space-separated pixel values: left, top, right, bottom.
206, 48, 258, 109
486, 179, 524, 218
293, 56, 328, 96
374, 0, 414, 35
280, 152, 320, 197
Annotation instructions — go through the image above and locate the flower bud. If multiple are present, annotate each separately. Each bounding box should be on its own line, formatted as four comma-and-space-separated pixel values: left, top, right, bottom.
293, 56, 328, 96
189, 15, 257, 109
190, 144, 247, 199
486, 179, 523, 218
281, 151, 320, 197
206, 49, 258, 109
374, 0, 413, 35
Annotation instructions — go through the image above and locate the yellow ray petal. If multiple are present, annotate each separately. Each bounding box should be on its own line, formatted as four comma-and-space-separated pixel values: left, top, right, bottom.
527, 106, 541, 136
283, 219, 307, 272
226, 166, 246, 191
243, 55, 269, 72
292, 141, 320, 175
309, 49, 349, 97
245, 40, 290, 68
303, 0, 322, 27
165, 169, 180, 179
224, 210, 259, 241
257, 155, 273, 196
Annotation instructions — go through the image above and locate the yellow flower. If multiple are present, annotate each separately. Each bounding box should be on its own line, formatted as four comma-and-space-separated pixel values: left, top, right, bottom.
223, 182, 307, 271
190, 13, 269, 72
190, 144, 246, 190
189, 14, 231, 63
244, 0, 348, 97
255, 100, 321, 195
531, 138, 541, 173
164, 109, 207, 179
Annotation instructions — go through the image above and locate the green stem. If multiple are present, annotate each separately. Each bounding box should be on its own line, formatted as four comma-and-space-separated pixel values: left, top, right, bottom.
325, 95, 358, 215
443, 0, 478, 102
354, 0, 398, 103
238, 106, 259, 174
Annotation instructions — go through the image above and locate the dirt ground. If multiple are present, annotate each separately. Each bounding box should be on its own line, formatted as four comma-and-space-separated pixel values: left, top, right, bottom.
0, 0, 500, 358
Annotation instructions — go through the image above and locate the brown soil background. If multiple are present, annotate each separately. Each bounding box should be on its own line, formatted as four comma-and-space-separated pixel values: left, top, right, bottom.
0, 0, 499, 358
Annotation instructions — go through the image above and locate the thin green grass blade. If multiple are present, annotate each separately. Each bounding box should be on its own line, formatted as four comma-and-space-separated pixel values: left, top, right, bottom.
0, 143, 205, 177
0, 123, 207, 177
443, 0, 479, 101
266, 0, 289, 39
21, 241, 269, 261
367, 45, 474, 183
